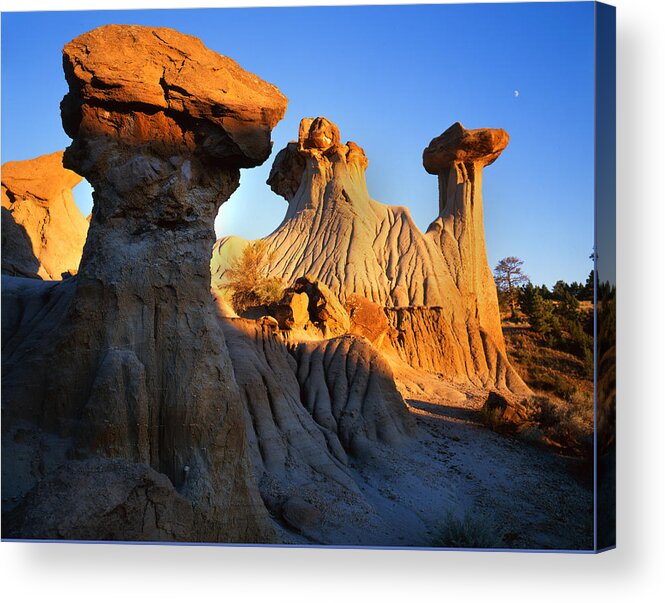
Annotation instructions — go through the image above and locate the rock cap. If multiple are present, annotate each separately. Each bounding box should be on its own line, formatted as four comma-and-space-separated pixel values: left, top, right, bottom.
1, 151, 81, 202
300, 117, 341, 152
267, 117, 368, 200
423, 122, 509, 173
61, 24, 287, 167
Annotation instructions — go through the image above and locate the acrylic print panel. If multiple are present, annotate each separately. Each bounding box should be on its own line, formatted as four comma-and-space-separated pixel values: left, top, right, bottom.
0, 2, 615, 551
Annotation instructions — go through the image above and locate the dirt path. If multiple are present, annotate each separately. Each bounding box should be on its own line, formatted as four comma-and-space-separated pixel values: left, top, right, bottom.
346, 370, 594, 550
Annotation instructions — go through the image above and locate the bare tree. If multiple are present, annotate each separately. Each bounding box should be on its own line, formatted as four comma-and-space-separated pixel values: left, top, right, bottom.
494, 256, 530, 318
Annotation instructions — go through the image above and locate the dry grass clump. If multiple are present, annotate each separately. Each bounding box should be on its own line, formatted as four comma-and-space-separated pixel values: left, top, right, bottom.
224, 241, 285, 313
478, 385, 593, 459
435, 511, 501, 549
497, 322, 594, 458
523, 391, 593, 456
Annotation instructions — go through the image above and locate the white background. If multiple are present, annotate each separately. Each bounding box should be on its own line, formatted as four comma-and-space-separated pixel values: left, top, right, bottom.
0, 1, 662, 601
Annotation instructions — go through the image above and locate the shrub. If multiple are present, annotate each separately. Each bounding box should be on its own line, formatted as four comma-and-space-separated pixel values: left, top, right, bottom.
479, 404, 503, 432
552, 374, 576, 400
224, 241, 285, 313
524, 392, 593, 455
582, 346, 594, 380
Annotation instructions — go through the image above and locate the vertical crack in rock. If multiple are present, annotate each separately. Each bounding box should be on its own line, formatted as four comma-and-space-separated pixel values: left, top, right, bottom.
2, 24, 287, 543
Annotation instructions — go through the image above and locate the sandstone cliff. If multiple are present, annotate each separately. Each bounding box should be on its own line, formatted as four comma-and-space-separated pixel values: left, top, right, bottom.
211, 117, 528, 395
2, 25, 287, 542
2, 151, 88, 279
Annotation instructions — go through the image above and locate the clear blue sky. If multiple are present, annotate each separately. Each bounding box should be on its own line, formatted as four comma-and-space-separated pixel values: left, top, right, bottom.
1, 3, 596, 286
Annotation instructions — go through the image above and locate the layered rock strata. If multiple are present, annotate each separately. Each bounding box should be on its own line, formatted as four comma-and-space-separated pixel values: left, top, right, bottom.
1, 151, 88, 279
2, 25, 287, 542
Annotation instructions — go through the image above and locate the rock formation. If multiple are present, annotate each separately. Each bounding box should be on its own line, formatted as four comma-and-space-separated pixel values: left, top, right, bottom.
274, 289, 310, 330
2, 151, 88, 279
4, 457, 195, 541
220, 317, 415, 542
212, 117, 529, 395
60, 25, 285, 169
292, 335, 415, 456
2, 24, 287, 542
424, 122, 510, 355
345, 293, 393, 347
287, 276, 351, 336
213, 117, 454, 307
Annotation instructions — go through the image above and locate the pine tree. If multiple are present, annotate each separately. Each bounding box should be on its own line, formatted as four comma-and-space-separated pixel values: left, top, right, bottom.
555, 291, 580, 323
493, 256, 530, 319
522, 289, 558, 335
579, 270, 595, 301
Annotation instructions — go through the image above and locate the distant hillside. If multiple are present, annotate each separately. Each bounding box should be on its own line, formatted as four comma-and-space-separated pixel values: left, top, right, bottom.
502, 320, 593, 400
499, 314, 593, 459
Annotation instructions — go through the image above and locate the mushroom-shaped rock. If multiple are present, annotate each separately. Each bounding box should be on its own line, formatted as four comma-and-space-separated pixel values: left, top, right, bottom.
61, 24, 287, 168
425, 122, 510, 358
423, 122, 509, 173
2, 25, 287, 543
1, 151, 87, 280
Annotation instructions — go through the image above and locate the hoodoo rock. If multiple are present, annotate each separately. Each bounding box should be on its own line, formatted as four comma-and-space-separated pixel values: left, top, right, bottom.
2, 25, 287, 542
212, 117, 529, 395
1, 151, 88, 279
424, 122, 510, 354
423, 122, 509, 173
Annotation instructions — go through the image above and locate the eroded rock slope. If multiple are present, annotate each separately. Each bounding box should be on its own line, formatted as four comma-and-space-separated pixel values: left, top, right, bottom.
221, 317, 416, 543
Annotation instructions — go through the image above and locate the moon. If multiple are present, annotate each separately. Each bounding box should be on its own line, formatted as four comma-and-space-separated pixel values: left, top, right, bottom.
514, 90, 520, 97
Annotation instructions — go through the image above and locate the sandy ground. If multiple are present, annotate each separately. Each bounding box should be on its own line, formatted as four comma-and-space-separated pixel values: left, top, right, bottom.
330, 364, 594, 550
